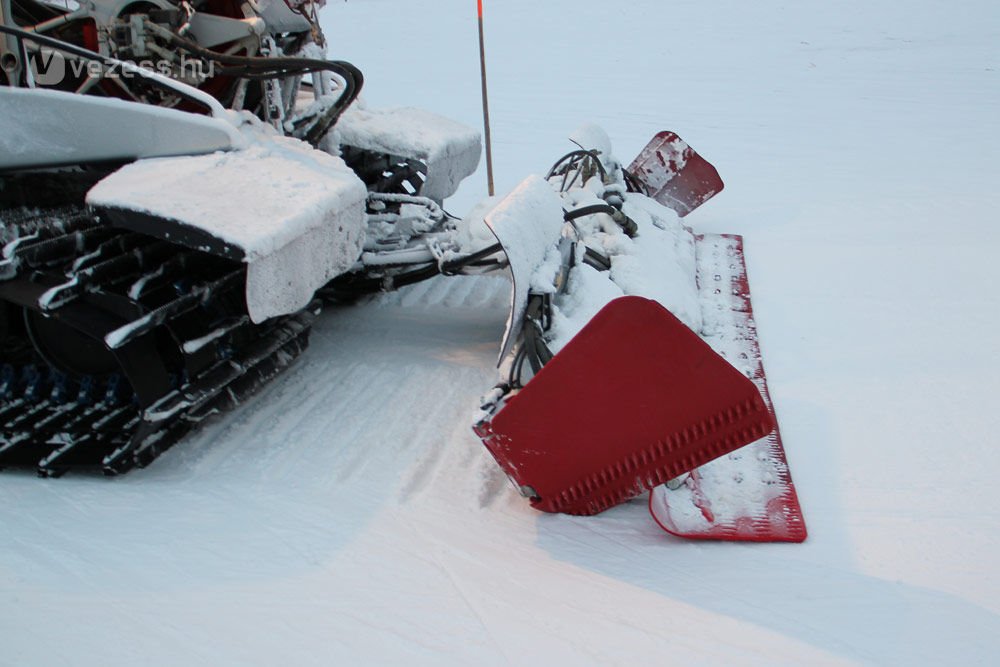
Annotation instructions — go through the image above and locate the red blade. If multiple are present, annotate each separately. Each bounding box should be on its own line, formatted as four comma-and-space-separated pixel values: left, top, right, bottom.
627, 131, 724, 217
474, 296, 775, 516
648, 234, 807, 542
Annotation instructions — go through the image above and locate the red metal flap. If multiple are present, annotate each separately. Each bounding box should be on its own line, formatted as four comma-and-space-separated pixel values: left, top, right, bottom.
628, 131, 724, 217
476, 296, 774, 515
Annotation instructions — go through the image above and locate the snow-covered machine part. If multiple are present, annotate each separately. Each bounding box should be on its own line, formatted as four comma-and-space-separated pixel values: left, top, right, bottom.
482, 175, 564, 363
87, 130, 368, 322
183, 11, 266, 49
0, 1, 363, 144
336, 106, 482, 202
0, 204, 316, 475
472, 130, 805, 538
478, 295, 775, 516
253, 0, 314, 34
628, 131, 725, 217
0, 0, 484, 475
0, 87, 241, 170
649, 234, 807, 542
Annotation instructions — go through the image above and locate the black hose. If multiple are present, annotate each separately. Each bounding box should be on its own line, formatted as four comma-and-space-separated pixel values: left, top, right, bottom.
151, 26, 363, 146
546, 150, 608, 181
622, 167, 647, 195
564, 203, 616, 222
564, 203, 638, 238
0, 24, 217, 114
324, 243, 505, 297
583, 247, 612, 271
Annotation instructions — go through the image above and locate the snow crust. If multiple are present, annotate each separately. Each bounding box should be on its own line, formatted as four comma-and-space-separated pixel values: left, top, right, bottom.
555, 196, 701, 352
479, 132, 702, 364
336, 103, 482, 201
503, 153, 702, 355
87, 122, 367, 322
568, 122, 618, 171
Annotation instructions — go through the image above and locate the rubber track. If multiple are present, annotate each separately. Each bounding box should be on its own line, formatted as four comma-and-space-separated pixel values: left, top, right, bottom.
0, 207, 315, 476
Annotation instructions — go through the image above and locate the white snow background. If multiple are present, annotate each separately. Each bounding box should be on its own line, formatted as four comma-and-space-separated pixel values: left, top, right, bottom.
2, 0, 999, 664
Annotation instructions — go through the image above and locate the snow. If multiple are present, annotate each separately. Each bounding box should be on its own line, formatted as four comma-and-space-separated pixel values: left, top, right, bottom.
480, 134, 704, 363
336, 103, 482, 201
4, 0, 1000, 664
650, 234, 797, 537
87, 122, 368, 322
0, 87, 241, 169
568, 123, 617, 171
538, 175, 704, 353
482, 175, 564, 362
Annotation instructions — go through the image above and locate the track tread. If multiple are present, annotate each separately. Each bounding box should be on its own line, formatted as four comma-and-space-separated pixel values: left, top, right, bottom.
1, 206, 315, 476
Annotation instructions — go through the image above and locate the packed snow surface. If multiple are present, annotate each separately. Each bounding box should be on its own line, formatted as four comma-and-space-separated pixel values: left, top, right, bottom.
3, 0, 1000, 664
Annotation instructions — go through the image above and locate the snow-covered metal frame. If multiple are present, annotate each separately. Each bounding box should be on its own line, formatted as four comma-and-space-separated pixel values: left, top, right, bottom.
0, 22, 228, 114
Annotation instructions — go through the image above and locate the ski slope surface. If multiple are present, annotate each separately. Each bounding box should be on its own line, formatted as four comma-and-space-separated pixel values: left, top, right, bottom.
3, 0, 1000, 664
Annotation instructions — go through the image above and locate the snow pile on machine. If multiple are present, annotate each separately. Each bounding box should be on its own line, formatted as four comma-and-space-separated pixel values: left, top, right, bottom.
471, 126, 807, 541
87, 121, 370, 323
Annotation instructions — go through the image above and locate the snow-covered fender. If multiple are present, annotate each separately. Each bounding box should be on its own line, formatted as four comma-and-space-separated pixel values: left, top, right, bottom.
87, 133, 368, 323
336, 105, 482, 203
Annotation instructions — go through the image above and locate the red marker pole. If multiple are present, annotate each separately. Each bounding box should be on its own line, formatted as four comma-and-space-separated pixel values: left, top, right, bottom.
477, 0, 495, 196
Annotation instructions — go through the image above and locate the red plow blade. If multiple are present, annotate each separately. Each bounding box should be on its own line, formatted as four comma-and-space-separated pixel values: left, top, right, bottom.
474, 132, 805, 541
628, 131, 724, 217
648, 234, 807, 542
474, 296, 775, 516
